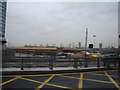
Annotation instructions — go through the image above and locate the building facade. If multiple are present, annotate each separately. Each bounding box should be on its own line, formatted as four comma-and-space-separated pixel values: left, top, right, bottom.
118, 1, 120, 48
99, 43, 102, 49
0, 1, 7, 50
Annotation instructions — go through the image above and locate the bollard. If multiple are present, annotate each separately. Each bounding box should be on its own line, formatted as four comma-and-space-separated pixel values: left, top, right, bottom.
97, 58, 100, 67
118, 57, 120, 69
103, 57, 106, 67
21, 57, 24, 70
79, 58, 82, 67
84, 57, 88, 67
106, 58, 110, 68
74, 58, 78, 68
113, 58, 117, 67
49, 57, 53, 70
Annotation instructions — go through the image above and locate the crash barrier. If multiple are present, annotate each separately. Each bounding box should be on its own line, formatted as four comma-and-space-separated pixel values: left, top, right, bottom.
2, 57, 120, 70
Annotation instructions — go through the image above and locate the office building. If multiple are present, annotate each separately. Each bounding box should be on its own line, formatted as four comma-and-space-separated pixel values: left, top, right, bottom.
118, 1, 120, 48
99, 43, 102, 49
0, 1, 7, 50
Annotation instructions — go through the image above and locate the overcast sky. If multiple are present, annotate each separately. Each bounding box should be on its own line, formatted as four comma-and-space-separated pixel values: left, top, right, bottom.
6, 2, 118, 48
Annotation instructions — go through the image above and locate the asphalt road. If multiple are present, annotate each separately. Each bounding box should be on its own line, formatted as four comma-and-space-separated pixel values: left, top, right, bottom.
1, 69, 120, 89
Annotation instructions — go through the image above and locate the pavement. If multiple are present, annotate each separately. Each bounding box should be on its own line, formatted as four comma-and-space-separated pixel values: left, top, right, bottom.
1, 69, 120, 89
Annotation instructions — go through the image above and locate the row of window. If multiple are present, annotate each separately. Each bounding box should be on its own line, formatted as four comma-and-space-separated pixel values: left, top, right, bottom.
0, 33, 5, 37
0, 31, 5, 34
0, 30, 5, 33
0, 23, 6, 28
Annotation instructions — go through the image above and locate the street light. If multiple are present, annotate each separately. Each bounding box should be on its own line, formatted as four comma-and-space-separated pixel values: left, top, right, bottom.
93, 35, 96, 48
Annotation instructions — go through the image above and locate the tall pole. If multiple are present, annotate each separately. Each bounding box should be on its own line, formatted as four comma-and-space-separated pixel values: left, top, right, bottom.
84, 28, 88, 58
85, 28, 88, 51
85, 28, 88, 67
93, 35, 96, 49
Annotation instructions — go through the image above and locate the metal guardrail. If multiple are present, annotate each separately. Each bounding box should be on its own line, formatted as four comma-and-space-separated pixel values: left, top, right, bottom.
2, 57, 120, 70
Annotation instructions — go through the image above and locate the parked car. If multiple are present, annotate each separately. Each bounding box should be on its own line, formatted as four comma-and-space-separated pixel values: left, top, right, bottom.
68, 51, 91, 58
103, 53, 117, 58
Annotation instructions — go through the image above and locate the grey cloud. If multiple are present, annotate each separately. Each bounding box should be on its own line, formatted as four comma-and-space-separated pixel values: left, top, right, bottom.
6, 2, 118, 47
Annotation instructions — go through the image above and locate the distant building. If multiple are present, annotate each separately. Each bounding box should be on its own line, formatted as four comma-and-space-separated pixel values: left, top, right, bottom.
78, 42, 81, 49
0, 1, 7, 50
99, 43, 102, 49
118, 1, 120, 48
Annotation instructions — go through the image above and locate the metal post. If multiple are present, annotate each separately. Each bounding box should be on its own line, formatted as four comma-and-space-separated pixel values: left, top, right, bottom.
113, 57, 117, 67
79, 58, 82, 67
84, 28, 88, 67
21, 57, 24, 70
118, 57, 120, 69
97, 58, 100, 67
103, 57, 106, 67
85, 57, 88, 67
107, 58, 110, 68
49, 56, 53, 70
74, 58, 78, 68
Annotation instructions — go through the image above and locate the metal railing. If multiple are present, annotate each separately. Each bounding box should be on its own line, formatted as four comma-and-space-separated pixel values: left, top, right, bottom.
2, 57, 120, 70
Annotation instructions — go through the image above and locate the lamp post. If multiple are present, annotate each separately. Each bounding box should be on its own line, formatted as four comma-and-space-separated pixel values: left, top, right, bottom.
93, 35, 96, 49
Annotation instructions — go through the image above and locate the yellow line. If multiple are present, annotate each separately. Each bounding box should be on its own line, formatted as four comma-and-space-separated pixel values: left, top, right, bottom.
83, 69, 118, 74
46, 83, 72, 89
20, 77, 43, 84
86, 72, 115, 77
87, 73, 109, 76
78, 73, 83, 88
57, 75, 80, 80
20, 77, 71, 89
0, 77, 18, 86
83, 78, 113, 84
35, 75, 55, 89
0, 75, 17, 77
104, 71, 120, 90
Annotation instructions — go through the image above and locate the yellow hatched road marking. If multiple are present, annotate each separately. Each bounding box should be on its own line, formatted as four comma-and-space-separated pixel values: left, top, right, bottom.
78, 73, 83, 88
46, 83, 72, 89
86, 72, 116, 77
57, 73, 115, 84
0, 75, 17, 77
104, 71, 120, 90
83, 78, 113, 84
57, 75, 80, 80
19, 77, 72, 89
35, 75, 55, 89
0, 77, 18, 86
87, 73, 109, 76
83, 69, 118, 74
20, 77, 43, 84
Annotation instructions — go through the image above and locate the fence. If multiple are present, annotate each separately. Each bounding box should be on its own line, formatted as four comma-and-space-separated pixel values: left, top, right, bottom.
2, 57, 120, 70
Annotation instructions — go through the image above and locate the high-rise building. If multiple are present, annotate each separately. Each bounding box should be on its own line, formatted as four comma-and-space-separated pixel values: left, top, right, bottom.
0, 1, 7, 50
78, 42, 81, 49
118, 1, 120, 48
99, 43, 102, 49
